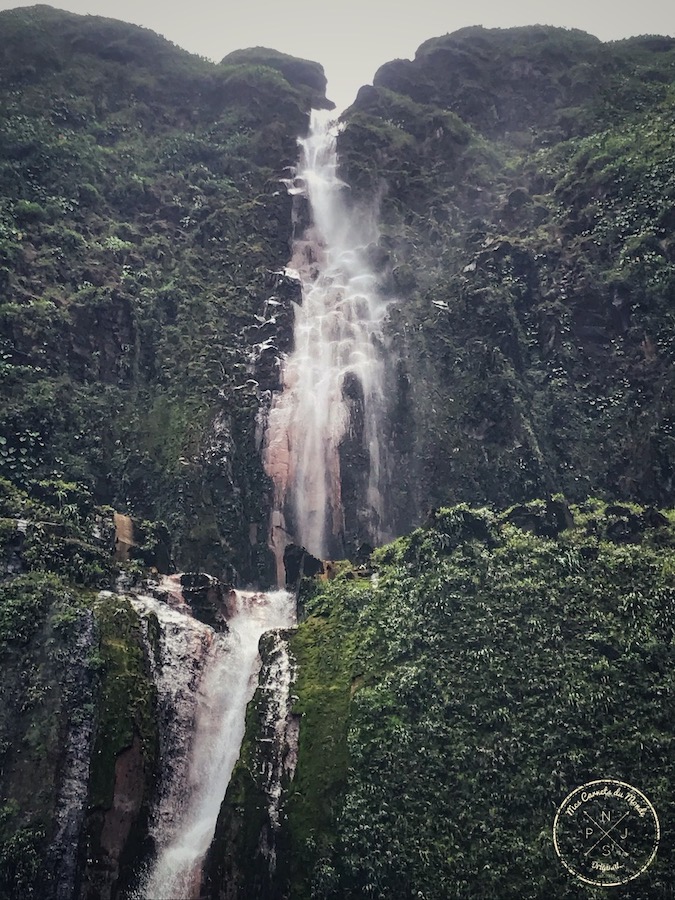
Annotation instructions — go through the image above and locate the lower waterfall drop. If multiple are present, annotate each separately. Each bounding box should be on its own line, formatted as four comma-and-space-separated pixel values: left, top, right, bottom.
130, 588, 295, 900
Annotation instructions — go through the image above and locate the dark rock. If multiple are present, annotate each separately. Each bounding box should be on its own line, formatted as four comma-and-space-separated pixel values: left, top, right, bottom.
241, 319, 278, 345
642, 507, 669, 529
261, 270, 301, 355
254, 343, 283, 392
506, 498, 574, 538
507, 187, 530, 209
283, 543, 323, 587
364, 242, 390, 273
602, 503, 667, 543
605, 512, 644, 543
43, 610, 97, 900
355, 542, 374, 563
338, 371, 381, 558
605, 504, 633, 517
93, 736, 145, 898
372, 57, 435, 106
579, 545, 598, 561
180, 572, 232, 631
547, 498, 575, 532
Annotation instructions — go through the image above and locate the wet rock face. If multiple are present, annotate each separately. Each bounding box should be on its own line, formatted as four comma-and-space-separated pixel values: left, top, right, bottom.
124, 593, 218, 895
338, 372, 372, 558
245, 631, 299, 877
179, 572, 232, 632
246, 272, 302, 397
127, 589, 296, 900
254, 344, 284, 394
267, 271, 302, 355
43, 611, 97, 900
93, 737, 145, 898
202, 627, 299, 900
283, 543, 323, 587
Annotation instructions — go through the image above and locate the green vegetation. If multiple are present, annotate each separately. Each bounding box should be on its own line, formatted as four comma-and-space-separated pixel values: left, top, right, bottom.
87, 594, 157, 808
282, 501, 675, 899
0, 5, 324, 584
284, 581, 364, 894
0, 572, 95, 899
0, 8, 329, 896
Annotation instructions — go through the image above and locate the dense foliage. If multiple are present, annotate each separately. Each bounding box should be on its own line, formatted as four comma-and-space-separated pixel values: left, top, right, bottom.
0, 7, 327, 897
280, 501, 675, 899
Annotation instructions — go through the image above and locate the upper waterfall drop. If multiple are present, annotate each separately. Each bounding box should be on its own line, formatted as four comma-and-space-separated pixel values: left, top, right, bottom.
264, 109, 391, 576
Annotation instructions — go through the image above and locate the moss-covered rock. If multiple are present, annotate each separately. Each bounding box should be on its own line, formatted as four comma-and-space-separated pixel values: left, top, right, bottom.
269, 501, 675, 899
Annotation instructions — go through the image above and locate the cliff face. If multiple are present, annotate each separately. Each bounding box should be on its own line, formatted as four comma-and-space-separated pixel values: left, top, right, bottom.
0, 5, 325, 587
0, 10, 674, 900
338, 26, 675, 532
2, 12, 673, 585
0, 8, 325, 898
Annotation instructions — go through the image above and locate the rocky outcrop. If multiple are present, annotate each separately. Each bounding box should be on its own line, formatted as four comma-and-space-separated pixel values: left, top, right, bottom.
282, 543, 323, 588
127, 593, 216, 864
41, 611, 97, 900
370, 26, 673, 140
90, 736, 146, 900
202, 628, 299, 900
113, 513, 135, 562
220, 47, 333, 111
505, 498, 575, 538
177, 572, 233, 631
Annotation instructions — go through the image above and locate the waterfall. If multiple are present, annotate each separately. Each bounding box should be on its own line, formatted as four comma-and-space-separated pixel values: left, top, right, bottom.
264, 108, 390, 576
126, 109, 389, 899
130, 588, 295, 900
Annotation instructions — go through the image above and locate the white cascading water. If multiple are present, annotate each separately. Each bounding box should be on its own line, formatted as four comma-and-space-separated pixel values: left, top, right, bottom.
264, 108, 389, 577
130, 588, 295, 900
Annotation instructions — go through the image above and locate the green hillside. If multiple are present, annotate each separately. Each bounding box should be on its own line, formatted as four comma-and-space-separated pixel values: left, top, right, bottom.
259, 501, 675, 899
0, 4, 327, 586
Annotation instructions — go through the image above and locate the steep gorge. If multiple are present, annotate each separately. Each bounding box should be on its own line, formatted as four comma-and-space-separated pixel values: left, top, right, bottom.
0, 9, 674, 900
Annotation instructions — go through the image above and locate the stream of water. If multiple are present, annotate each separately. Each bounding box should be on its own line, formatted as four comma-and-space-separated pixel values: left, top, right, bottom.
130, 589, 295, 900
264, 109, 389, 575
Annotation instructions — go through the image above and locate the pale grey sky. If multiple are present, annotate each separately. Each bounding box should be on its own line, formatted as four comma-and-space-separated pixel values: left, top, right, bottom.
1, 1, 674, 111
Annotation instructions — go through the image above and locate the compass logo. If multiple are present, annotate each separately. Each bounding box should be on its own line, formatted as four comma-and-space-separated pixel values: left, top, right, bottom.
553, 779, 660, 887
